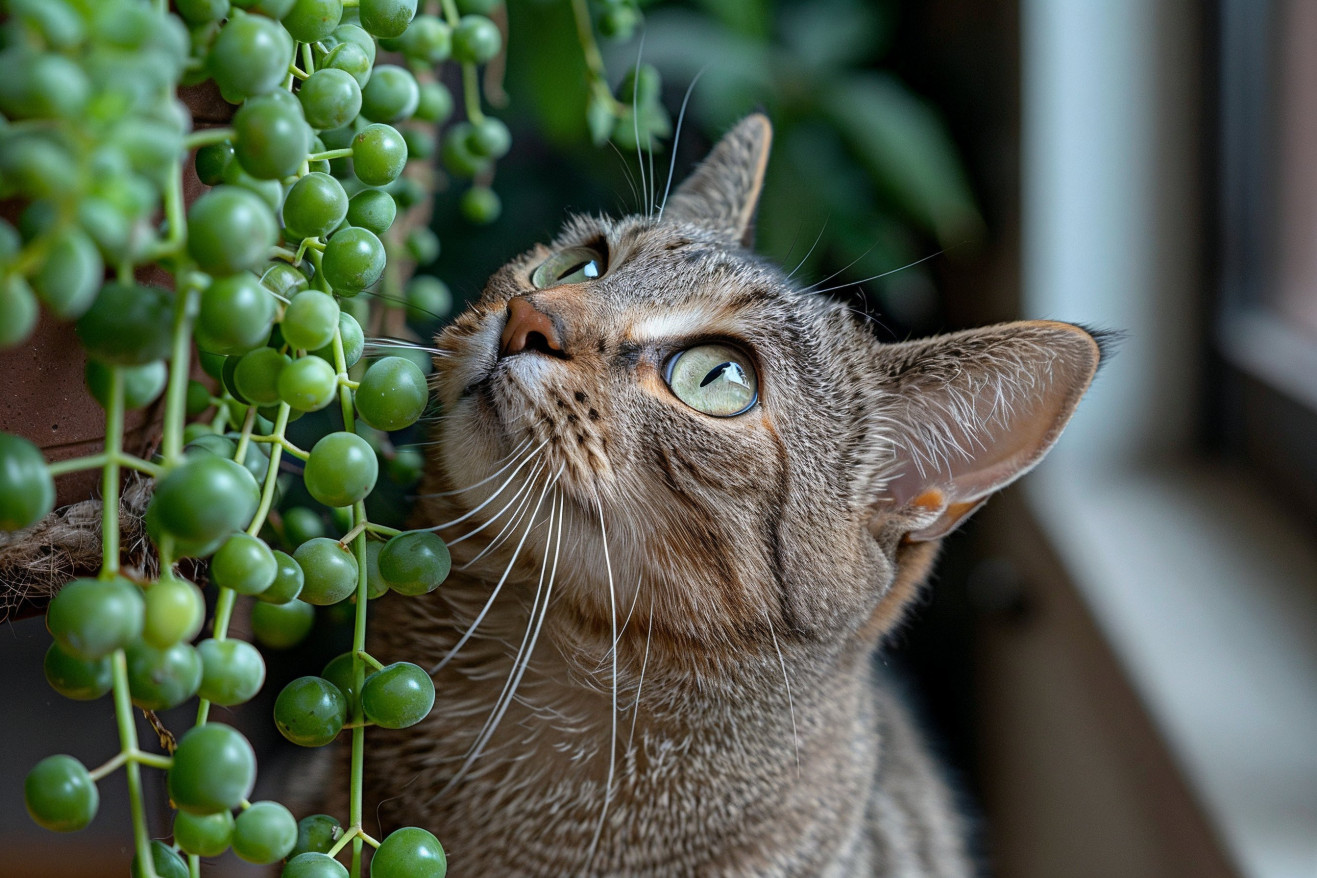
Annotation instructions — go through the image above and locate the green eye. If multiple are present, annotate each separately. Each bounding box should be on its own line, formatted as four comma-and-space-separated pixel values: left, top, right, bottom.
665, 344, 758, 417
530, 246, 605, 288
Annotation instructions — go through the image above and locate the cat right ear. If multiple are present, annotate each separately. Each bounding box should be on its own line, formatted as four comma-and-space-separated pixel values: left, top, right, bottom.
869, 321, 1104, 542
664, 114, 772, 247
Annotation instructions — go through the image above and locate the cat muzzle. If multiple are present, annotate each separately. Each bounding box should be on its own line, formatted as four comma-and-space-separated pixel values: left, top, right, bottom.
500, 296, 567, 359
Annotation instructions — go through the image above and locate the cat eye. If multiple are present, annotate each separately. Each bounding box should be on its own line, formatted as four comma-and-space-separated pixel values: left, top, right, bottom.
665, 344, 759, 417
530, 246, 606, 288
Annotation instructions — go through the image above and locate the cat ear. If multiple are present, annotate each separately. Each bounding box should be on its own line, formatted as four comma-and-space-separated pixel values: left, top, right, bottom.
872, 321, 1103, 542
664, 113, 772, 247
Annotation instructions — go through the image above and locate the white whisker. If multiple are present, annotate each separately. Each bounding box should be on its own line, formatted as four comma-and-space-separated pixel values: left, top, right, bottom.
785, 217, 829, 282
434, 478, 565, 800
608, 141, 641, 214
442, 460, 543, 549
456, 462, 547, 563
646, 127, 656, 218
616, 574, 643, 647
658, 66, 708, 221
420, 438, 541, 497
806, 250, 946, 299
584, 496, 619, 871
764, 611, 800, 775
363, 337, 456, 357
427, 444, 545, 531
626, 585, 654, 756
776, 218, 807, 277
630, 34, 649, 218
798, 235, 876, 296
430, 468, 559, 674
407, 410, 461, 429
595, 572, 642, 675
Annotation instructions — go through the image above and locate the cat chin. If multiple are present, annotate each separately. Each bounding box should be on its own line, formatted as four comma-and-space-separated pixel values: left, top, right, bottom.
435, 390, 582, 517
491, 343, 560, 388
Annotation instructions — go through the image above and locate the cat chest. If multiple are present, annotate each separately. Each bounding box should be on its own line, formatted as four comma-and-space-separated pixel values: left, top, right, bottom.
369, 699, 879, 876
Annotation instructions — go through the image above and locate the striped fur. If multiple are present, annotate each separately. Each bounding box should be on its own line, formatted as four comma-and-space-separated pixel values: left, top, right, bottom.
353, 116, 1100, 876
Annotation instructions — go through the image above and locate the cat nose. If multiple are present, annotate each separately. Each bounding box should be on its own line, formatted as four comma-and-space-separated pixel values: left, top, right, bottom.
500, 296, 565, 358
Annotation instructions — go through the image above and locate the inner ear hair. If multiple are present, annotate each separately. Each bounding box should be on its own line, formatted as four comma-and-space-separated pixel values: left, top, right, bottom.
872, 320, 1102, 542
663, 114, 772, 248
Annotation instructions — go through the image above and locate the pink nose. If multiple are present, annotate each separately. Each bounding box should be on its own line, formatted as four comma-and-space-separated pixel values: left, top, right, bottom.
500, 297, 563, 357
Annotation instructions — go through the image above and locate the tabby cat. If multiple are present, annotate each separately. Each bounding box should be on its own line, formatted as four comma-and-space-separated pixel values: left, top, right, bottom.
357, 114, 1101, 876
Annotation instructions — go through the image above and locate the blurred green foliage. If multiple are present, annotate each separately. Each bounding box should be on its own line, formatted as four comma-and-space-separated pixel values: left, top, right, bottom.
426, 0, 981, 338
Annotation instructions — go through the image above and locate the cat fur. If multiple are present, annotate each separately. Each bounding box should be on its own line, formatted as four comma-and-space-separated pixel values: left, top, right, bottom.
346, 114, 1101, 877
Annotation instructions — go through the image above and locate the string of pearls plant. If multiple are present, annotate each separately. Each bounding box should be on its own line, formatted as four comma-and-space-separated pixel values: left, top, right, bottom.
0, 0, 656, 875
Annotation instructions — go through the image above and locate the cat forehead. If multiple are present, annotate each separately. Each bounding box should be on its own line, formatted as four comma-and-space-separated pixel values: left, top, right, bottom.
550, 212, 726, 249
538, 214, 793, 303
513, 211, 879, 357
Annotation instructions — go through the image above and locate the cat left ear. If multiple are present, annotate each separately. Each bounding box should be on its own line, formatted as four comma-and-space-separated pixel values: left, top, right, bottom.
664, 113, 771, 247
872, 321, 1103, 542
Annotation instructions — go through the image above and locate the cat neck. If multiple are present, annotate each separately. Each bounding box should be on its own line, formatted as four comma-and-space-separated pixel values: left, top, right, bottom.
367, 552, 886, 875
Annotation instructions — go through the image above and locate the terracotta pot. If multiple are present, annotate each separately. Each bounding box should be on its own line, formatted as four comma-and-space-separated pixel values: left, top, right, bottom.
0, 75, 436, 621
0, 315, 166, 507
0, 82, 234, 508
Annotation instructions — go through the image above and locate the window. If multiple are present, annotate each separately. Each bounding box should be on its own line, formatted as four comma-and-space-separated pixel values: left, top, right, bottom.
1010, 2, 1317, 876
1216, 0, 1317, 522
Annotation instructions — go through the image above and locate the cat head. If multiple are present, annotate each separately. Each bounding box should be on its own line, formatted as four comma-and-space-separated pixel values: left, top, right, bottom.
426, 115, 1100, 658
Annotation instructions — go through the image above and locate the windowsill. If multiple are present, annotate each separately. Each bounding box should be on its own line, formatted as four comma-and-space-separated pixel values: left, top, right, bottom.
1023, 458, 1317, 878
1219, 306, 1317, 412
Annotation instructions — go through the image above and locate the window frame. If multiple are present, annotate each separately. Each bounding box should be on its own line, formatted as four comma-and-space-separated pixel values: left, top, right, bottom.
1017, 2, 1317, 876
1215, 0, 1317, 522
